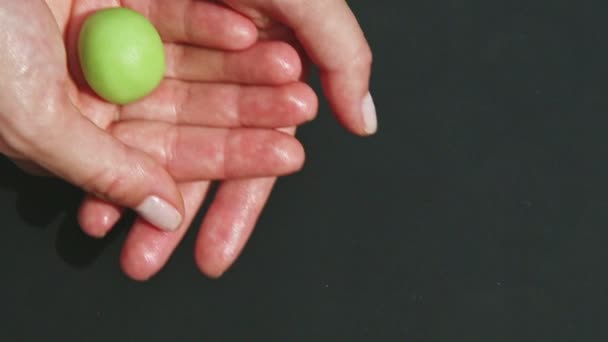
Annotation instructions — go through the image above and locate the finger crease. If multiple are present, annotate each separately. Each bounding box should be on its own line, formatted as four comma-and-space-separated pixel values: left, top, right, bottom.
175, 82, 191, 124
164, 125, 179, 173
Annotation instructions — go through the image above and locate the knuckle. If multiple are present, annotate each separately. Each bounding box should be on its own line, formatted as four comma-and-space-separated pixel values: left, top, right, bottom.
79, 152, 150, 206
174, 82, 191, 123
183, 2, 198, 42
163, 125, 179, 173
82, 167, 131, 203
163, 44, 183, 78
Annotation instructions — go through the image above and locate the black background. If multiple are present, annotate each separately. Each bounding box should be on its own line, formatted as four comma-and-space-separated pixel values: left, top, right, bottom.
2, 0, 608, 340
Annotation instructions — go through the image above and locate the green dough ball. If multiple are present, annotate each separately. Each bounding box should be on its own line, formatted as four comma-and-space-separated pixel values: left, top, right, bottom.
78, 7, 165, 105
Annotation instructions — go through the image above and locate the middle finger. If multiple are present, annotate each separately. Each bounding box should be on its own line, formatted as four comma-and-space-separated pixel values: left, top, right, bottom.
109, 121, 305, 181
120, 80, 317, 128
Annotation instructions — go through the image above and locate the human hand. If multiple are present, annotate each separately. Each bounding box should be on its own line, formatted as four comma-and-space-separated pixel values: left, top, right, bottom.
0, 0, 313, 245
78, 0, 375, 280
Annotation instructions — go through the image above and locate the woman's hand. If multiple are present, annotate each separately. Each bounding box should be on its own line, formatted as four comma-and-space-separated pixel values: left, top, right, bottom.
78, 0, 375, 280
0, 2, 314, 242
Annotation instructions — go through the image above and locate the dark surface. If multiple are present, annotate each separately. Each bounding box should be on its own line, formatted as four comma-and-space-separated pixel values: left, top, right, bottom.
2, 1, 608, 341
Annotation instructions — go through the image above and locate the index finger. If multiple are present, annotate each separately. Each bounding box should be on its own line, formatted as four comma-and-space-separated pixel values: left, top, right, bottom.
226, 0, 376, 135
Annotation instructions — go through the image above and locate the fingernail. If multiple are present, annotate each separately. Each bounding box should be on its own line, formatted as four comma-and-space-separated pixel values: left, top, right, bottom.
362, 92, 378, 135
136, 196, 182, 232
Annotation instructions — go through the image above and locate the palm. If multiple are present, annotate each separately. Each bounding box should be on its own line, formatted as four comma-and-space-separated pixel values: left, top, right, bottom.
43, 0, 122, 130
47, 0, 212, 131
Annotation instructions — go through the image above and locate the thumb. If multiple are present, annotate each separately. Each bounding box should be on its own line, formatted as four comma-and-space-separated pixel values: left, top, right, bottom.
20, 101, 184, 232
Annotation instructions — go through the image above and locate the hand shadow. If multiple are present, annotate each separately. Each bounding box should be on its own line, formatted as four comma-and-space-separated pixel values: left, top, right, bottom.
0, 156, 132, 268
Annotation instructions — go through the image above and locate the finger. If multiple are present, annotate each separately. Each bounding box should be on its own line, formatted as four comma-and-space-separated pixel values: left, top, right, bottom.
224, 0, 376, 135
194, 126, 296, 278
123, 0, 257, 50
17, 102, 185, 233
110, 121, 305, 181
164, 40, 302, 84
121, 181, 210, 281
120, 80, 317, 128
195, 176, 277, 278
78, 194, 124, 238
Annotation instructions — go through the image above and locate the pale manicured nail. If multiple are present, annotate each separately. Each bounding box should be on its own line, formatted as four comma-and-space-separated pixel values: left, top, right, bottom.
362, 92, 378, 135
136, 196, 182, 232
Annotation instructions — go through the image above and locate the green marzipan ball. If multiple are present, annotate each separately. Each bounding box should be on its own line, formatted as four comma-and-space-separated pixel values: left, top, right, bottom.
78, 7, 165, 105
